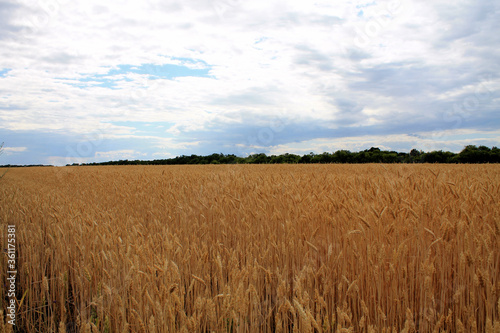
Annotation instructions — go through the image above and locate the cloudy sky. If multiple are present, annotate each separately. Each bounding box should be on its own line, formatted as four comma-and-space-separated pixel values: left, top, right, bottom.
0, 0, 499, 165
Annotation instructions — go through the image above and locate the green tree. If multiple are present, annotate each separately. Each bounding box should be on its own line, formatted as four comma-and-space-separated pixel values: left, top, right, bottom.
332, 150, 353, 163
491, 147, 500, 163
247, 153, 269, 164
409, 149, 422, 163
457, 145, 491, 163
421, 150, 456, 163
299, 152, 315, 163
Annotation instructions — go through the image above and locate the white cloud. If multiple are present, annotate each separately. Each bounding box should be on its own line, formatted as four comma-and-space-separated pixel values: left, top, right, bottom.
1, 0, 499, 164
1, 146, 28, 154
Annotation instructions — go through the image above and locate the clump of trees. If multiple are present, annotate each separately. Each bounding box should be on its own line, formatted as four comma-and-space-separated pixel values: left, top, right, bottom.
75, 145, 500, 166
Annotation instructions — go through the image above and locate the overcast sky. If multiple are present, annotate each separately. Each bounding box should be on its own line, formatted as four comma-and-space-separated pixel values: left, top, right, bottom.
0, 0, 499, 165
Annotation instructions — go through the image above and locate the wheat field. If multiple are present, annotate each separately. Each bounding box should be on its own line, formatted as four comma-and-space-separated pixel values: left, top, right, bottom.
0, 164, 499, 332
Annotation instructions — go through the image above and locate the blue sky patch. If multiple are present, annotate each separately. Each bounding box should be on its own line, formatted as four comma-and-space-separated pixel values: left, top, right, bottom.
58, 60, 212, 89
0, 68, 11, 77
356, 1, 376, 9
107, 62, 211, 80
106, 121, 176, 136
70, 76, 130, 89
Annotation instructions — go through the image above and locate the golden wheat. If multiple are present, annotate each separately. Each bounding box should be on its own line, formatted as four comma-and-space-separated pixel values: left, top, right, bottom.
0, 164, 499, 332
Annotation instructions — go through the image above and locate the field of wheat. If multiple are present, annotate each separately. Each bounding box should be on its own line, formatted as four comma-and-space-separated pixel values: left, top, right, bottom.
0, 164, 499, 332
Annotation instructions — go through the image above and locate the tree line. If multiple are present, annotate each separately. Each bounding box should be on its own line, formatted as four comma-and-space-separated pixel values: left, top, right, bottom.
74, 145, 500, 166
